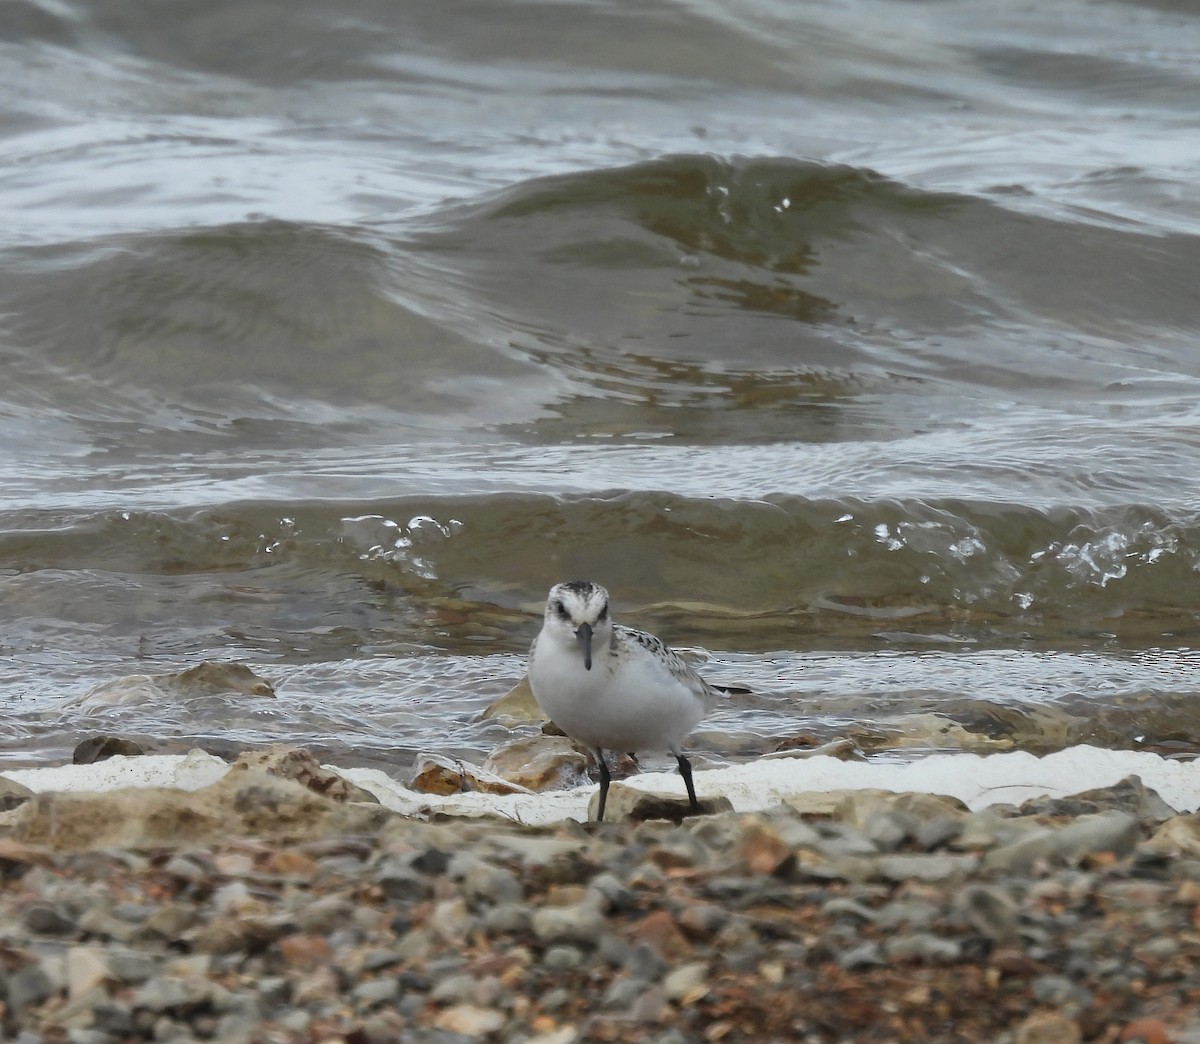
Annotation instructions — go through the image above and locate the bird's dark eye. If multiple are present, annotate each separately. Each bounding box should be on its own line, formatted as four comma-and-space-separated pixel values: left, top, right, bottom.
598, 604, 608, 621
554, 600, 569, 619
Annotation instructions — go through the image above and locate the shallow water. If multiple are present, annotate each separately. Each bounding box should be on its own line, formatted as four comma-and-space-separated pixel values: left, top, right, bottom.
2, 0, 1199, 772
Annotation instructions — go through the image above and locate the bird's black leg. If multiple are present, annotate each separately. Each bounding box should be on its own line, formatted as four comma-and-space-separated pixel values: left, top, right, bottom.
675, 753, 700, 814
595, 749, 610, 823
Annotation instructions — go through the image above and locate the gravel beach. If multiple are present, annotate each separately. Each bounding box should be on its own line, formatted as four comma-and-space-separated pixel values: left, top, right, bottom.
1, 751, 1200, 1043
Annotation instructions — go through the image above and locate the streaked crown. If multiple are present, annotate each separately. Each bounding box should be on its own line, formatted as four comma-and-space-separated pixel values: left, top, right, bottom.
545, 579, 610, 627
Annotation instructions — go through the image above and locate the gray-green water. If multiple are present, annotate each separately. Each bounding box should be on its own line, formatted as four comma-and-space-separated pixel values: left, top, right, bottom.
2, 0, 1199, 771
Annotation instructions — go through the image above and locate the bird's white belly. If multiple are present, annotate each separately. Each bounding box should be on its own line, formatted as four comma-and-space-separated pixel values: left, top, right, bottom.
530, 656, 703, 755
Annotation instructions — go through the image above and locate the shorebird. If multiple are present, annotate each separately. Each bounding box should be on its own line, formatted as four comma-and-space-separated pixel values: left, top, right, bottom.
527, 580, 721, 821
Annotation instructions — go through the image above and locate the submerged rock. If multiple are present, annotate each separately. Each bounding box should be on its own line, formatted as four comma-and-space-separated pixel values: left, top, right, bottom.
69, 661, 275, 709
73, 736, 147, 764
481, 736, 590, 792
761, 737, 866, 762
479, 675, 543, 723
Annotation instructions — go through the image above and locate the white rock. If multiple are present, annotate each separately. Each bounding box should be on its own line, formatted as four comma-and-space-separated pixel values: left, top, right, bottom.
0, 749, 229, 795
66, 946, 111, 1000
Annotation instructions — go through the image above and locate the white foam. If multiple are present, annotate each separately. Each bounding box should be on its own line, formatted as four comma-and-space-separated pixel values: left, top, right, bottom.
1, 750, 231, 794
3, 746, 1196, 827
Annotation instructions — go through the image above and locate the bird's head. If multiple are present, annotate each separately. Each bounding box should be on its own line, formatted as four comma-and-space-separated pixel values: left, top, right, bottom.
544, 579, 611, 670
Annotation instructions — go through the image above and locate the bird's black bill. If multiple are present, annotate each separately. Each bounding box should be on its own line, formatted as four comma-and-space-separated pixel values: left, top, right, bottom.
576, 622, 593, 670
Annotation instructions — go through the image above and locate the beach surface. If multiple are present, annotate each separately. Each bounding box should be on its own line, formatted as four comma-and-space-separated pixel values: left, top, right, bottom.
1, 746, 1198, 1041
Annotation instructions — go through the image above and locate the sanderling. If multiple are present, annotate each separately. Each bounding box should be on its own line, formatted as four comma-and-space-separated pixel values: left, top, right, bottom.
527, 579, 721, 822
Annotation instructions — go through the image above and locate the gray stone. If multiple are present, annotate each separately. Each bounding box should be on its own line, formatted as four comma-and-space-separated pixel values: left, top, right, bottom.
141, 903, 197, 940
430, 973, 478, 1005
957, 884, 1020, 942
661, 961, 708, 1001
539, 987, 571, 1011
597, 933, 633, 967
104, 949, 158, 984
602, 975, 646, 1011
408, 847, 451, 876
129, 975, 213, 1014
1018, 775, 1177, 824
210, 1015, 258, 1044
150, 1015, 192, 1041
624, 942, 667, 982
159, 853, 212, 883
788, 854, 877, 884
862, 810, 916, 851
429, 899, 474, 945
481, 902, 531, 935
676, 901, 730, 937
1135, 936, 1180, 962
66, 946, 112, 1000
813, 823, 879, 858
393, 928, 431, 961
484, 835, 587, 866
838, 942, 885, 970
91, 1002, 136, 1035
531, 900, 605, 945
884, 933, 962, 963
113, 902, 157, 924
873, 900, 940, 930
875, 853, 976, 882
461, 861, 523, 905
1054, 811, 1140, 860
23, 901, 78, 935
541, 945, 585, 970
210, 881, 252, 913
585, 872, 636, 913
821, 897, 877, 922
7, 963, 58, 1014
354, 978, 400, 1006
65, 1030, 118, 1044
983, 811, 1139, 874
293, 895, 355, 934
628, 985, 667, 1023
916, 816, 965, 850
1031, 973, 1090, 1007
376, 858, 434, 901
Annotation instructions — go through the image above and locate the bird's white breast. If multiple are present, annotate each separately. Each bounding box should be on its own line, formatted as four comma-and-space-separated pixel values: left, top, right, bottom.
529, 627, 709, 754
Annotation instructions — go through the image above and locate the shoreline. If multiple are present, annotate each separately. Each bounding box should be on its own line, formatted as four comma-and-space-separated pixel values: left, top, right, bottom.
1, 746, 1199, 1040
3, 744, 1198, 822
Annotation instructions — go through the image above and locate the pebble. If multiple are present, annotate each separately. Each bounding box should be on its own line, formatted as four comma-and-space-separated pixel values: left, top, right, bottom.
875, 852, 977, 882
23, 901, 78, 936
433, 1003, 506, 1036
661, 960, 709, 1001
531, 899, 605, 945
839, 941, 886, 970
1, 757, 1198, 1041
883, 932, 962, 963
